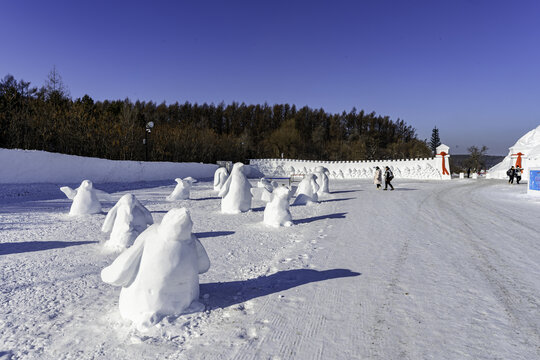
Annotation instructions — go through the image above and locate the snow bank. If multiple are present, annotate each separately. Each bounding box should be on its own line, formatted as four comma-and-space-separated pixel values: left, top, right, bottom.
487, 124, 540, 180
0, 148, 218, 184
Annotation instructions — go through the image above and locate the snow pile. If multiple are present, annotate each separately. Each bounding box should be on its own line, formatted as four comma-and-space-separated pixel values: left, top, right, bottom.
213, 167, 229, 191
101, 208, 210, 330
293, 174, 319, 205
219, 162, 253, 214
166, 177, 196, 201
101, 194, 154, 252
0, 148, 218, 184
60, 180, 106, 216
488, 124, 540, 180
263, 186, 293, 227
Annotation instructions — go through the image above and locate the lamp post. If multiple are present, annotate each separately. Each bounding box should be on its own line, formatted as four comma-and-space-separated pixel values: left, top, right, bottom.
144, 121, 154, 161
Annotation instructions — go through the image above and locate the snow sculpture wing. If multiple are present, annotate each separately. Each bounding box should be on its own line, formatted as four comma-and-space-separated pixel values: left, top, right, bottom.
101, 229, 152, 287
133, 198, 154, 225
94, 189, 113, 201
194, 236, 210, 274
60, 186, 77, 200
218, 175, 232, 197
101, 202, 119, 233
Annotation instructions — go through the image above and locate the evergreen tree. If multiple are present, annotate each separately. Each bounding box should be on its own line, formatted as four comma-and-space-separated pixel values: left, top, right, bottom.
430, 126, 441, 155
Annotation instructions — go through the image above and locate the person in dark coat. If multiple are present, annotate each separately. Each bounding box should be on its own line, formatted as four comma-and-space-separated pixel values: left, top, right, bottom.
507, 166, 515, 184
515, 166, 522, 184
467, 168, 471, 178
383, 166, 394, 191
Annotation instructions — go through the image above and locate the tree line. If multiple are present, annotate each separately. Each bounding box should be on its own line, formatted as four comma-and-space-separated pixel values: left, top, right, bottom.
0, 73, 432, 164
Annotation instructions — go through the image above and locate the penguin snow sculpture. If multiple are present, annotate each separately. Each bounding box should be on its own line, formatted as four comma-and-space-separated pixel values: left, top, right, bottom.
101, 208, 210, 329
101, 194, 154, 252
293, 174, 319, 205
166, 177, 196, 201
213, 167, 229, 192
314, 166, 330, 195
264, 186, 293, 227
60, 180, 108, 216
219, 162, 252, 214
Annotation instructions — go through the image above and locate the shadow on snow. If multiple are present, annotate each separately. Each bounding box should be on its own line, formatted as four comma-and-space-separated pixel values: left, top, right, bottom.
200, 268, 361, 310
194, 231, 235, 239
0, 240, 97, 256
294, 212, 347, 224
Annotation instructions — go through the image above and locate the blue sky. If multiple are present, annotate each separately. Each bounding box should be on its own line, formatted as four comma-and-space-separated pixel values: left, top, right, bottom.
1, 0, 539, 154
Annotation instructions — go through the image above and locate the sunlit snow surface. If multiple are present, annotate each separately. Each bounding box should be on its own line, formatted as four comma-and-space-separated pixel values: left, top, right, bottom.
1, 178, 539, 359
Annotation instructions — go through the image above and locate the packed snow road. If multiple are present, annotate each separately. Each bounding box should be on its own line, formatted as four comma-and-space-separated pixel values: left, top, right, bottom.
0, 178, 539, 359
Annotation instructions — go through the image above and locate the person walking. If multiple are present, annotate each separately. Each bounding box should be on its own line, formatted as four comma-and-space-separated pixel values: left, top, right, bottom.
515, 166, 522, 184
467, 168, 471, 178
373, 166, 382, 190
384, 166, 394, 190
507, 166, 515, 184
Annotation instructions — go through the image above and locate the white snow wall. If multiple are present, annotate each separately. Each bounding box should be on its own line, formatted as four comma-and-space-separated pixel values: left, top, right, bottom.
0, 149, 218, 184
250, 155, 451, 181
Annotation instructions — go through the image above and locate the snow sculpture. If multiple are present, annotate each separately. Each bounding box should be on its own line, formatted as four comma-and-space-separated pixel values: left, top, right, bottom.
213, 167, 229, 192
314, 166, 330, 195
101, 208, 210, 330
166, 177, 196, 201
264, 186, 293, 227
60, 180, 107, 216
219, 162, 253, 214
101, 194, 154, 252
293, 174, 319, 205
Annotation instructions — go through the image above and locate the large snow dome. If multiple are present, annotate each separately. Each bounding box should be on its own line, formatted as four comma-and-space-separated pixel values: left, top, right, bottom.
488, 124, 540, 180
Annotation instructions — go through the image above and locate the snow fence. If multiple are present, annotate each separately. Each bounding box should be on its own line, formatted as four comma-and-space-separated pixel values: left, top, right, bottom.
0, 148, 218, 184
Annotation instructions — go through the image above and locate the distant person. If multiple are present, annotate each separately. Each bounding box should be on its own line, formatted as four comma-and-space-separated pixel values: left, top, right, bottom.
383, 166, 394, 191
373, 166, 382, 190
507, 166, 515, 184
515, 166, 522, 184
467, 168, 471, 178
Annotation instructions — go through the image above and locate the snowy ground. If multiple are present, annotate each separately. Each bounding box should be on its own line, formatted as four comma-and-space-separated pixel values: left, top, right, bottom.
1, 178, 539, 359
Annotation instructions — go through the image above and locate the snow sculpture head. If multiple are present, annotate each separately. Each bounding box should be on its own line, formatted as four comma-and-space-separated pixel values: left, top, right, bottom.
101, 194, 154, 252
293, 174, 319, 205
219, 162, 253, 214
213, 167, 229, 192
166, 177, 196, 201
159, 207, 192, 241
264, 186, 293, 227
60, 179, 104, 216
101, 207, 211, 330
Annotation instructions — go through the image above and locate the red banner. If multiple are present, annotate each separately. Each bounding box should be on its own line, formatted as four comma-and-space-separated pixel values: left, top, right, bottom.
438, 152, 449, 175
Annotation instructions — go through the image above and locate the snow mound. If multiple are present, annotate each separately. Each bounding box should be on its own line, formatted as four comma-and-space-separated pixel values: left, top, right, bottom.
488, 124, 540, 179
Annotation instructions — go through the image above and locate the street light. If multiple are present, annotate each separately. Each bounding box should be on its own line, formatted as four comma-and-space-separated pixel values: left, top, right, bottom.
144, 121, 154, 161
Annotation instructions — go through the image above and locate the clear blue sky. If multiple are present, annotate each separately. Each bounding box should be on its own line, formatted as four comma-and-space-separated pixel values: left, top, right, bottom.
2, 0, 539, 155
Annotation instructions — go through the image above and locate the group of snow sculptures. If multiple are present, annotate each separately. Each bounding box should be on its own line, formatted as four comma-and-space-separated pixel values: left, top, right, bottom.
60, 179, 211, 330
58, 162, 330, 330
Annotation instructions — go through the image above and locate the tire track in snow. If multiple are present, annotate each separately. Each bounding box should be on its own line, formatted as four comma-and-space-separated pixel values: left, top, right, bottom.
433, 182, 540, 354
